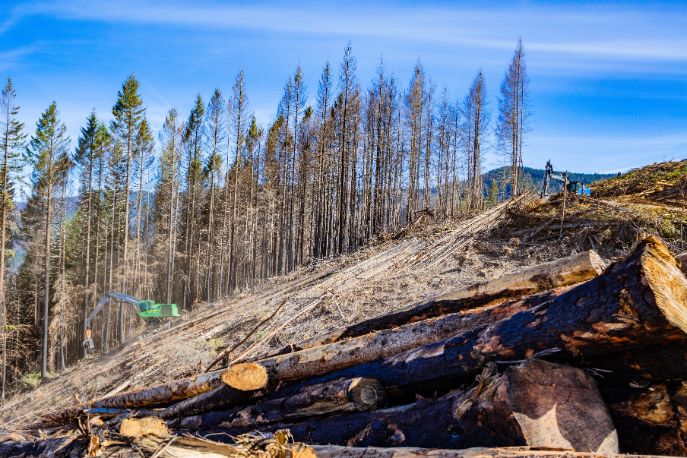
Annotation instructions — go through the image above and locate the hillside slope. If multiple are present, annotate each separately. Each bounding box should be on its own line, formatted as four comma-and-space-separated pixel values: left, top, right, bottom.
1, 160, 685, 433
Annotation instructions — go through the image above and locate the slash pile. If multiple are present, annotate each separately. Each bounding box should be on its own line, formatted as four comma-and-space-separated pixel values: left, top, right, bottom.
4, 236, 687, 457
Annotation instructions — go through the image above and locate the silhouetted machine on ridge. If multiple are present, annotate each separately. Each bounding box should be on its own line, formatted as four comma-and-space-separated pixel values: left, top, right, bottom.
82, 292, 179, 353
541, 160, 588, 197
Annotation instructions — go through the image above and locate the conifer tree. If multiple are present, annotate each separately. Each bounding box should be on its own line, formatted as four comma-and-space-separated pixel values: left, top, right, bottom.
25, 102, 70, 380
182, 95, 205, 308
463, 71, 488, 209
110, 75, 144, 340
157, 109, 183, 304
204, 90, 226, 301
0, 78, 26, 399
134, 118, 154, 296
497, 39, 529, 196
226, 71, 248, 292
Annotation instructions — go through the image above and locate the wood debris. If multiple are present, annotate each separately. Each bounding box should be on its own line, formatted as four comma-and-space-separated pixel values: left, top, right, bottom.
5, 235, 687, 457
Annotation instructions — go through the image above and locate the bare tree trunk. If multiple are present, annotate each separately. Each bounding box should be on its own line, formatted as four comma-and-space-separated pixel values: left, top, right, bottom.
41, 144, 54, 381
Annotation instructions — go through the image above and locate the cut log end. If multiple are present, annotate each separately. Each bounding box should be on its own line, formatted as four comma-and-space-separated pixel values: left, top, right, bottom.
221, 362, 268, 391
119, 417, 169, 438
348, 378, 386, 408
641, 237, 687, 334
587, 250, 606, 275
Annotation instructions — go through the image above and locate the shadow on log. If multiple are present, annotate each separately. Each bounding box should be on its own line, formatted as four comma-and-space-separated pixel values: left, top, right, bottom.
604, 382, 687, 456
252, 236, 687, 399
200, 360, 618, 453
174, 377, 386, 429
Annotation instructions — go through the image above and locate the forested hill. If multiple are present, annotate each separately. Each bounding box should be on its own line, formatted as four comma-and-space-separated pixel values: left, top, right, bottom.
483, 166, 616, 198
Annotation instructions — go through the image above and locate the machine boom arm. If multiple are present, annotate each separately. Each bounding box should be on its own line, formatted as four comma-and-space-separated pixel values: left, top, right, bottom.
84, 292, 141, 332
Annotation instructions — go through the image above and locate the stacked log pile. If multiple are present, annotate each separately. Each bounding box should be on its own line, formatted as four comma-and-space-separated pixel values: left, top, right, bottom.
8, 236, 687, 457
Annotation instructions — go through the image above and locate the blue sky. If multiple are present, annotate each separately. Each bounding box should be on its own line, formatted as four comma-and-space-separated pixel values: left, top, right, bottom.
1, 0, 686, 174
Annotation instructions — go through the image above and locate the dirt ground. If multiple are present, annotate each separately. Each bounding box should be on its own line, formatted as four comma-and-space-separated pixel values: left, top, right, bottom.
1, 160, 685, 434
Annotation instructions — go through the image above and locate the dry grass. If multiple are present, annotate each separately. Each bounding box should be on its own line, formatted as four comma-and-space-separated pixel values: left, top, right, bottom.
0, 199, 533, 433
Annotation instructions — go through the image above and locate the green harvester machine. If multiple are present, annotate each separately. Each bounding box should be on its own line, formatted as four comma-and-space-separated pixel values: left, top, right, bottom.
83, 292, 179, 353
136, 299, 180, 319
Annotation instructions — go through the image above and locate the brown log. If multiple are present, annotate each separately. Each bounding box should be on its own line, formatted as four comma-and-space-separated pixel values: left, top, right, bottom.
275, 250, 605, 355
581, 341, 687, 386
435, 249, 605, 302
36, 362, 269, 427
311, 445, 664, 458
0, 437, 84, 457
153, 384, 264, 419
239, 237, 687, 399
201, 360, 619, 453
175, 377, 385, 429
251, 293, 549, 388
605, 381, 687, 456
91, 362, 267, 409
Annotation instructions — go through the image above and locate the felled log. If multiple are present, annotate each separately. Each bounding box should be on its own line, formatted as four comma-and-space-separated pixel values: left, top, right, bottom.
37, 362, 268, 427
93, 361, 267, 409
435, 249, 605, 302
202, 360, 619, 453
275, 250, 605, 355
0, 437, 83, 457
311, 445, 662, 458
581, 341, 687, 386
176, 377, 385, 429
605, 382, 687, 456
247, 237, 687, 397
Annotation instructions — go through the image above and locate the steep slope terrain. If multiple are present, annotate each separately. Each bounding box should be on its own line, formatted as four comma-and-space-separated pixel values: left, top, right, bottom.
0, 160, 685, 439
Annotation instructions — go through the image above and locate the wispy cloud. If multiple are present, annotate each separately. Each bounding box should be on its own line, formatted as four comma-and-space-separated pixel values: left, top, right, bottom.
10, 0, 687, 62
0, 44, 41, 72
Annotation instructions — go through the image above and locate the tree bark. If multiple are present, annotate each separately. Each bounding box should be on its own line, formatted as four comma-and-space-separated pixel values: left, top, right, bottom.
176, 377, 385, 429
251, 236, 687, 397
311, 446, 661, 458
604, 382, 687, 456
91, 362, 267, 409
201, 360, 618, 453
275, 250, 605, 355
38, 363, 268, 427
581, 341, 687, 386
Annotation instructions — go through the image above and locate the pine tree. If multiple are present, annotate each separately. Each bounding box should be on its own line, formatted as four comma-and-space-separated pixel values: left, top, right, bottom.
25, 102, 70, 381
463, 71, 488, 210
204, 90, 226, 301
0, 78, 26, 399
497, 39, 529, 197
74, 112, 109, 356
157, 109, 183, 304
134, 118, 154, 296
110, 75, 144, 340
226, 71, 248, 292
182, 95, 205, 309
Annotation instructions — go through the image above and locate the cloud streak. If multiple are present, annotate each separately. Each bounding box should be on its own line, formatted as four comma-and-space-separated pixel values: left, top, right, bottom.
8, 0, 687, 62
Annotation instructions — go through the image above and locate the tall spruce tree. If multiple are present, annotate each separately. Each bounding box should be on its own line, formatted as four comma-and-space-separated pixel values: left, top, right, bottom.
0, 78, 26, 399
110, 75, 144, 340
25, 102, 70, 380
497, 39, 529, 196
157, 109, 183, 304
